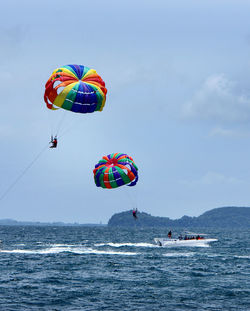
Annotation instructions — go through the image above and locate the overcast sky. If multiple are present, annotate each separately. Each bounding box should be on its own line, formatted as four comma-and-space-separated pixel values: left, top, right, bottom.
1, 0, 250, 223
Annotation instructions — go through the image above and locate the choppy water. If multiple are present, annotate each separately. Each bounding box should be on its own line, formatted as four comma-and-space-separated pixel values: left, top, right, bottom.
0, 226, 249, 310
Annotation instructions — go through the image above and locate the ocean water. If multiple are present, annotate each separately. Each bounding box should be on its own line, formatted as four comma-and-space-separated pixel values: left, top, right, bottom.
0, 226, 249, 311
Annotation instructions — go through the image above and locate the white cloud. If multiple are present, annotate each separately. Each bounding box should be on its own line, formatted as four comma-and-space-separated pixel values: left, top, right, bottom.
209, 126, 250, 138
200, 172, 242, 185
182, 74, 250, 122
0, 26, 28, 60
180, 171, 243, 186
209, 127, 235, 137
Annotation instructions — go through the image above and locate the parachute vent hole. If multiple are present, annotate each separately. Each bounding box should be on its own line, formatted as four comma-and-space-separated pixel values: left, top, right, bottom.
53, 80, 61, 87
56, 86, 64, 95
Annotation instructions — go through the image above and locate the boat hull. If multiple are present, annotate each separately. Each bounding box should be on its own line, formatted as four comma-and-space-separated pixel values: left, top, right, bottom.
154, 238, 217, 247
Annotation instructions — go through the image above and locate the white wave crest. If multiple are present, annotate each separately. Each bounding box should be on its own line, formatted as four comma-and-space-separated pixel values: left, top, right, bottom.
0, 245, 138, 256
94, 242, 157, 248
163, 252, 195, 257
234, 255, 250, 259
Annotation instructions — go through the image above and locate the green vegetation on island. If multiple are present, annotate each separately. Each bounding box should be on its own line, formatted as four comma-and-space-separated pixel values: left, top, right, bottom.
108, 206, 250, 228
1, 206, 249, 228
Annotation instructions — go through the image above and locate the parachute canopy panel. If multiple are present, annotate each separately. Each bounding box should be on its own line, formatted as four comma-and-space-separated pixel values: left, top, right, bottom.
93, 153, 138, 189
44, 64, 107, 114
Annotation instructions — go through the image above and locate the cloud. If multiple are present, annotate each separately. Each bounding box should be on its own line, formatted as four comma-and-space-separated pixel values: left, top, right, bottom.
0, 26, 28, 60
209, 126, 250, 138
182, 74, 250, 123
180, 171, 243, 186
200, 172, 242, 185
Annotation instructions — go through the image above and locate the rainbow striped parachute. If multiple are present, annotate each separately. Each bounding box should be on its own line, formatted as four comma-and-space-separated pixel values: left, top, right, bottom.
44, 64, 107, 113
93, 153, 138, 189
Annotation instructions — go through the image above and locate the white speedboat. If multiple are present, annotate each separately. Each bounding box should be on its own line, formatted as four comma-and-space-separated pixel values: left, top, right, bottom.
154, 236, 217, 247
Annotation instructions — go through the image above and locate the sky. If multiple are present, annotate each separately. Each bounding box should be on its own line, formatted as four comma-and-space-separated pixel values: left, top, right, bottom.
1, 0, 250, 223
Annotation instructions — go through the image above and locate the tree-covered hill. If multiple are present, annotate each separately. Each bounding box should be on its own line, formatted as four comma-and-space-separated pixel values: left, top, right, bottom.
108, 206, 250, 228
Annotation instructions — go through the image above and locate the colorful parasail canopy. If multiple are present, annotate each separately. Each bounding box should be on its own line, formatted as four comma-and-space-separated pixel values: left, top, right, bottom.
93, 153, 138, 189
44, 64, 107, 114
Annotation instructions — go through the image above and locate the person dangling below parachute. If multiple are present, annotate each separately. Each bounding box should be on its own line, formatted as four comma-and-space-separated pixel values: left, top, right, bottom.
132, 208, 138, 219
50, 136, 58, 148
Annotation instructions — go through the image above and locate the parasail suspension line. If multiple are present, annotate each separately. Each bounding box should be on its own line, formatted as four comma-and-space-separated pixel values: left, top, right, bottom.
0, 143, 49, 202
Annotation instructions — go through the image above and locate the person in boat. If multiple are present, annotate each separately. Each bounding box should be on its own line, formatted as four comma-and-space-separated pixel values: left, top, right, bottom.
195, 235, 204, 240
132, 208, 138, 219
168, 230, 172, 238
50, 136, 58, 148
178, 234, 183, 240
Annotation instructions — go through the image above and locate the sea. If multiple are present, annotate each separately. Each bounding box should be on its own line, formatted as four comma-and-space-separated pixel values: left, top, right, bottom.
0, 226, 249, 311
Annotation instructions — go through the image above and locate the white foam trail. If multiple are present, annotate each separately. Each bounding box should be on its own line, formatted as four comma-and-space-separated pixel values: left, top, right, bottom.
50, 244, 78, 247
0, 246, 138, 256
159, 243, 210, 248
234, 255, 250, 259
75, 249, 138, 256
206, 254, 224, 258
163, 252, 195, 257
0, 247, 71, 254
0, 249, 44, 254
95, 242, 157, 248
189, 243, 210, 248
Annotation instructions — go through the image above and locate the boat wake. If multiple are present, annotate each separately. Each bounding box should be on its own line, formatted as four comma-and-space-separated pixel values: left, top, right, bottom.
95, 242, 157, 248
0, 244, 138, 256
163, 252, 195, 257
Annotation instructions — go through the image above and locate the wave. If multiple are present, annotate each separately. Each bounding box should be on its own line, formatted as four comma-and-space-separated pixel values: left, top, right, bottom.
48, 243, 79, 247
94, 242, 157, 248
0, 245, 138, 256
163, 252, 195, 257
234, 255, 250, 259
158, 243, 210, 248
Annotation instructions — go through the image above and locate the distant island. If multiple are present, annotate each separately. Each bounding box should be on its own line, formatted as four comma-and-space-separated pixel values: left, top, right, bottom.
0, 219, 104, 227
1, 206, 249, 228
108, 206, 250, 228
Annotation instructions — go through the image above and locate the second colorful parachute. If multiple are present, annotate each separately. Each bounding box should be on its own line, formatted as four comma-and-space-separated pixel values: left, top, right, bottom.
93, 153, 138, 189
